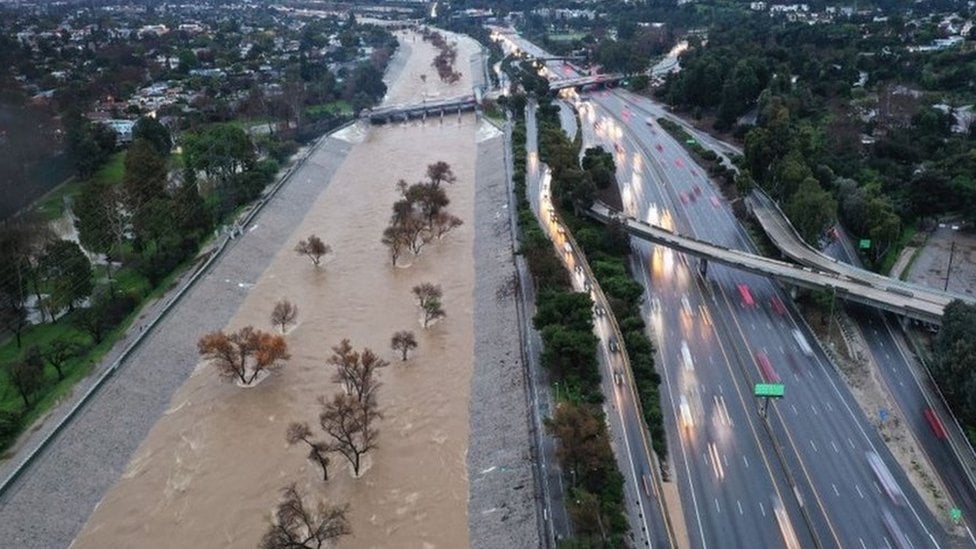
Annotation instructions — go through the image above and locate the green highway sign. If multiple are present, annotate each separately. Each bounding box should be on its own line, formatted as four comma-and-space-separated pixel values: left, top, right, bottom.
754, 383, 785, 398
859, 239, 872, 250
685, 139, 697, 145
951, 508, 962, 523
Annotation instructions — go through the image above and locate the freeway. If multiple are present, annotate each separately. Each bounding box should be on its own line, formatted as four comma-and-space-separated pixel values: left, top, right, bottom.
823, 228, 976, 543
579, 88, 950, 548
526, 100, 673, 548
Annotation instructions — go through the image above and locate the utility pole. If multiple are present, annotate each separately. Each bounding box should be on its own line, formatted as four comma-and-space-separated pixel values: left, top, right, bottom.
945, 239, 956, 292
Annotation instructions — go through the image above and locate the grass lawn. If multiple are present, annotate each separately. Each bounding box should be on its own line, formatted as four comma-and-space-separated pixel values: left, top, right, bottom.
878, 223, 918, 275
34, 178, 84, 221
306, 100, 353, 118
94, 151, 127, 186
547, 32, 585, 42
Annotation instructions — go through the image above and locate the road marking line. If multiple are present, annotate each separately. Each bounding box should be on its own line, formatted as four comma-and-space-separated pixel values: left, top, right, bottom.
743, 455, 749, 468
715, 498, 721, 514
759, 502, 766, 517
825, 401, 833, 412
855, 484, 864, 499
859, 538, 867, 549
737, 500, 743, 515
810, 439, 818, 452
791, 404, 799, 415
831, 441, 839, 453
848, 437, 856, 449
832, 484, 839, 497
811, 404, 819, 415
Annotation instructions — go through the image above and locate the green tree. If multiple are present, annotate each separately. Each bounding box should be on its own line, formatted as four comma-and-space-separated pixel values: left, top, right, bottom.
38, 239, 93, 315
132, 116, 172, 155
123, 138, 168, 212
784, 178, 836, 243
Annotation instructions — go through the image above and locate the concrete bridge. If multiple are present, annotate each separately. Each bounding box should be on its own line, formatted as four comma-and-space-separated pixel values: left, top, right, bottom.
549, 73, 626, 91
587, 201, 947, 324
363, 94, 479, 124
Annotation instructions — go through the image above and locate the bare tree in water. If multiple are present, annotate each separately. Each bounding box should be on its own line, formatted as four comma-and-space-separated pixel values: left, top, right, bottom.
294, 235, 332, 267
319, 392, 380, 476
390, 331, 417, 361
270, 299, 299, 333
286, 422, 331, 481
260, 484, 350, 549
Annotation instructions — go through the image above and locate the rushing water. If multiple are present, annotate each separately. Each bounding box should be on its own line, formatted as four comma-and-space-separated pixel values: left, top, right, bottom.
73, 31, 485, 549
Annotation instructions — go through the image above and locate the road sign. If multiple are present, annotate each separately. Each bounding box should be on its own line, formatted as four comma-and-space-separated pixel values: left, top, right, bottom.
879, 408, 889, 423
754, 383, 784, 398
859, 239, 871, 249
685, 138, 697, 145
951, 508, 962, 523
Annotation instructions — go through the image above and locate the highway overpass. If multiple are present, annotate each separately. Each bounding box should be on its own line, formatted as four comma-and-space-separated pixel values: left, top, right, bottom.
549, 73, 626, 91
587, 201, 946, 324
748, 191, 975, 311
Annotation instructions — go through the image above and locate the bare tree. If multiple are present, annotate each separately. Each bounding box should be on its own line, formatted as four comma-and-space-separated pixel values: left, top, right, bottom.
295, 235, 332, 267
426, 161, 457, 189
381, 224, 411, 266
44, 338, 84, 381
390, 331, 418, 361
287, 422, 331, 481
432, 212, 463, 238
327, 339, 387, 403
319, 392, 380, 476
197, 326, 290, 385
260, 484, 351, 549
270, 299, 299, 333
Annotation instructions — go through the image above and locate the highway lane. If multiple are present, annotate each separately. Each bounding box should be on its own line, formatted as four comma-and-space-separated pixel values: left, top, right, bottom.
823, 228, 976, 541
527, 100, 670, 548
586, 89, 949, 547
523, 101, 572, 544
577, 96, 815, 548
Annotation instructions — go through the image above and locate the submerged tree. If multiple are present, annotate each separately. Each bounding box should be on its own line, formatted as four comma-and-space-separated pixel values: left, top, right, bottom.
260, 484, 351, 549
390, 331, 418, 361
327, 339, 387, 404
319, 392, 380, 476
295, 235, 332, 267
197, 326, 290, 385
287, 422, 331, 481
412, 283, 446, 328
270, 299, 299, 333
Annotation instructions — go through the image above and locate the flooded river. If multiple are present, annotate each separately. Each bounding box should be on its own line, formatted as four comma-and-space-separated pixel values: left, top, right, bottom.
73, 30, 484, 549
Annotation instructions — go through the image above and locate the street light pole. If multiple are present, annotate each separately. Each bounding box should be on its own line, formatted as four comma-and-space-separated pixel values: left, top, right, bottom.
945, 239, 956, 292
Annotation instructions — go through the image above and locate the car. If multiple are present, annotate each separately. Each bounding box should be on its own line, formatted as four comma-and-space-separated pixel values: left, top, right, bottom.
563, 242, 572, 253
614, 370, 623, 385
792, 329, 813, 356
655, 143, 664, 152
614, 143, 624, 154
608, 336, 620, 353
770, 296, 786, 315
693, 185, 702, 195
681, 340, 693, 371
594, 304, 606, 317
645, 117, 655, 126
710, 196, 720, 208
755, 352, 778, 382
679, 394, 694, 430
867, 451, 906, 505
679, 192, 690, 204
675, 158, 684, 168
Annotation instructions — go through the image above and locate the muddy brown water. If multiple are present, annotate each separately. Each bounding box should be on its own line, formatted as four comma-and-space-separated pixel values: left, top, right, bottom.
73, 30, 485, 549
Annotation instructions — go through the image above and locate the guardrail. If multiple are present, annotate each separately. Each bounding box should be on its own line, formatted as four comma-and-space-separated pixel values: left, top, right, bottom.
0, 122, 347, 500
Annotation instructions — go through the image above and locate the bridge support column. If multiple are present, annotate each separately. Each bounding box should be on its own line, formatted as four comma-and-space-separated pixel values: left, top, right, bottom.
790, 286, 798, 300
698, 258, 709, 278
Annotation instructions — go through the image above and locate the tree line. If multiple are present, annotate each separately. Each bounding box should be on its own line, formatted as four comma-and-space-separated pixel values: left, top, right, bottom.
659, 12, 976, 269
503, 86, 630, 545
